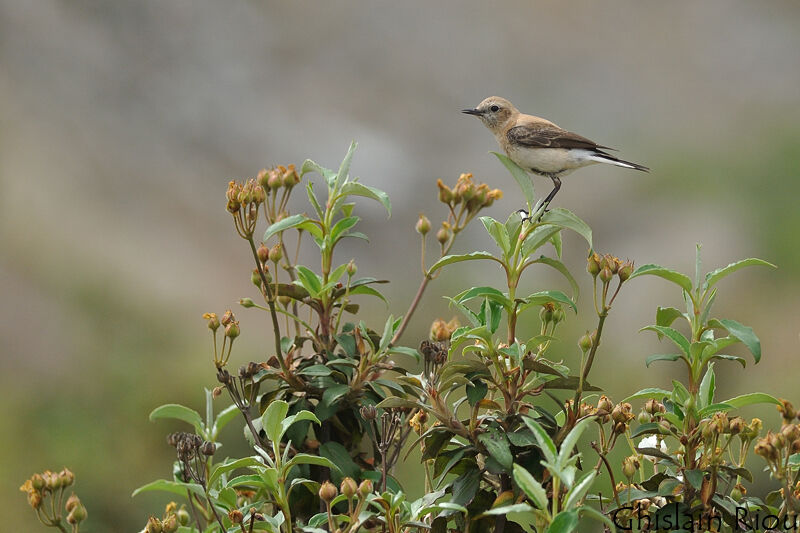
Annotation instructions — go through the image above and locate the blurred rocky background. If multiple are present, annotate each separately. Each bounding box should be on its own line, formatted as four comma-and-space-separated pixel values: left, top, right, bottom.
2, 1, 799, 529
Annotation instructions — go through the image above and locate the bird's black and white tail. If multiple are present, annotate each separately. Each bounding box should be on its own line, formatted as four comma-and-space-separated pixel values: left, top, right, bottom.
590, 151, 649, 172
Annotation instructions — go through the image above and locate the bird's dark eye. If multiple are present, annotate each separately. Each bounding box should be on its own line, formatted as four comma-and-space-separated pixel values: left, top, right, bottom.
490, 105, 500, 112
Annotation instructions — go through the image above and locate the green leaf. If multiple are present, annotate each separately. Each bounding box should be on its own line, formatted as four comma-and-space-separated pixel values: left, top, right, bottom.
564, 471, 596, 510
348, 284, 388, 304
481, 216, 511, 256
623, 388, 672, 403
149, 404, 204, 433
684, 469, 704, 490
376, 397, 424, 410
466, 379, 488, 406
263, 214, 311, 242
321, 384, 350, 408
340, 181, 391, 216
330, 216, 361, 244
558, 418, 591, 468
629, 264, 693, 292
696, 403, 734, 417
427, 251, 499, 275
547, 510, 579, 533
208, 456, 265, 487
306, 182, 324, 219
720, 392, 781, 409
335, 141, 357, 190
299, 365, 333, 377
132, 479, 204, 499
294, 266, 323, 298
512, 464, 548, 511
578, 506, 616, 531
261, 400, 289, 443
539, 208, 592, 247
319, 442, 360, 482
284, 453, 339, 474
645, 353, 684, 367
656, 306, 684, 329
301, 159, 336, 185
529, 257, 580, 302
479, 503, 537, 516
521, 225, 561, 258
698, 363, 715, 409
641, 325, 690, 357
281, 410, 321, 443
455, 286, 512, 309
522, 417, 557, 464
631, 422, 670, 438
492, 152, 535, 209
716, 318, 762, 363
704, 258, 775, 290
478, 429, 513, 470
521, 290, 577, 313
212, 404, 241, 437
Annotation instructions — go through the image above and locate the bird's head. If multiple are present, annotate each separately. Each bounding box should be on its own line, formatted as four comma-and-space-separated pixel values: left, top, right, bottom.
462, 96, 517, 131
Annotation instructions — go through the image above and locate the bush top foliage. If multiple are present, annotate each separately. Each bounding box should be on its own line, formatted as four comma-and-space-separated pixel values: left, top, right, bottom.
23, 143, 789, 533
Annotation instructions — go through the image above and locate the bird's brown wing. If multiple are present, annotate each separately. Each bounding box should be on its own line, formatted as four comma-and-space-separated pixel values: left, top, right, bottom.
506, 125, 616, 151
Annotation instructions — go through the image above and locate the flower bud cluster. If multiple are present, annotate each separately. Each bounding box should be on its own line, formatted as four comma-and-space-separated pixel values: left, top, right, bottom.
257, 165, 301, 192
437, 173, 502, 213
588, 252, 634, 310
205, 309, 240, 368
20, 468, 86, 528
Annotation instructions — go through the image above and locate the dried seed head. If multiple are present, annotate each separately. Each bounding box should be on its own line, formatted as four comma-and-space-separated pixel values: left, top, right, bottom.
618, 260, 634, 282
221, 310, 235, 326
67, 503, 88, 525
587, 252, 601, 277
162, 513, 178, 533
146, 516, 163, 533
201, 441, 216, 456
360, 404, 378, 421
229, 510, 244, 524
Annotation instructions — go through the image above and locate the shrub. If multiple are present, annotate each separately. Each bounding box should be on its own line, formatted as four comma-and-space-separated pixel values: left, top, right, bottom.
23, 143, 790, 533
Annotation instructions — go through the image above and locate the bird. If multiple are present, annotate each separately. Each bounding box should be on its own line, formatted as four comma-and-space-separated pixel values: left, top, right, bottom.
462, 96, 648, 211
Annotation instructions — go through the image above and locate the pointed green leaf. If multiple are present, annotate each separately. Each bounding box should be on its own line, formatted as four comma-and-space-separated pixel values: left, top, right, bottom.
622, 388, 671, 403
558, 418, 591, 468
261, 400, 289, 443
330, 216, 360, 243
539, 208, 592, 247
521, 225, 561, 258
656, 307, 684, 329
149, 404, 204, 433
208, 456, 265, 487
281, 410, 321, 441
716, 318, 762, 363
698, 363, 715, 409
704, 258, 775, 290
481, 216, 511, 256
641, 325, 690, 357
478, 429, 513, 470
492, 152, 535, 209
548, 510, 579, 533
529, 257, 579, 302
132, 479, 205, 499
263, 214, 312, 242
340, 181, 391, 216
522, 417, 557, 464
335, 141, 357, 190
521, 290, 577, 313
645, 353, 684, 367
301, 159, 336, 184
721, 392, 780, 409
428, 251, 499, 275
295, 266, 323, 297
629, 264, 693, 292
564, 471, 597, 509
512, 464, 548, 511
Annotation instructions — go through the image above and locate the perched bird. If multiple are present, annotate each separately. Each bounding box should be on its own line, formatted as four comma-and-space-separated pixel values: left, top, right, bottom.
463, 96, 648, 209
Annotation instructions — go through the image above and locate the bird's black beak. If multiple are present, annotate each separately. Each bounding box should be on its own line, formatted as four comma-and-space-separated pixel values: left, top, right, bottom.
461, 108, 483, 116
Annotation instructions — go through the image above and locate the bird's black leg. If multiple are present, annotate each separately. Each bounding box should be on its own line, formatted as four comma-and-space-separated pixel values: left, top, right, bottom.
543, 174, 562, 208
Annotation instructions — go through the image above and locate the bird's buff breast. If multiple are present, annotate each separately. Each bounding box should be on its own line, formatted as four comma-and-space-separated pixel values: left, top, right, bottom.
504, 145, 597, 175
